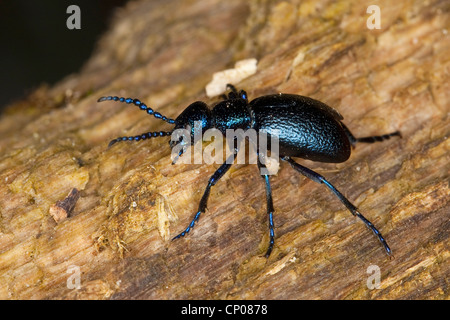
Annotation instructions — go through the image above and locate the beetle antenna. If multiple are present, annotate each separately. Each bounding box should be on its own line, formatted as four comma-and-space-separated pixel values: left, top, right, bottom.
98, 96, 177, 125
108, 130, 172, 148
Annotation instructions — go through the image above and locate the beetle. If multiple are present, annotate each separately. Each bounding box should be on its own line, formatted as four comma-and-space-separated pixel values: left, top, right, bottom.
98, 84, 400, 257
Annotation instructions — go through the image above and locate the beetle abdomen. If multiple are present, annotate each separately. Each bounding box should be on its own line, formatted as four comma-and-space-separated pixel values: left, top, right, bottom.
249, 94, 351, 163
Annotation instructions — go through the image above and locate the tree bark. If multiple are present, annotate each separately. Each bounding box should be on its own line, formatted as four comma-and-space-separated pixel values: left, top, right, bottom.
0, 0, 448, 299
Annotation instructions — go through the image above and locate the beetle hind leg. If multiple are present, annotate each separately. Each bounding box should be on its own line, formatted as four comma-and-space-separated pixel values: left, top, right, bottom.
282, 156, 392, 256
341, 123, 401, 147
355, 131, 401, 144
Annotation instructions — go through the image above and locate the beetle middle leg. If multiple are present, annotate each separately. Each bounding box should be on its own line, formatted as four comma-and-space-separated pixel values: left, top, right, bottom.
257, 157, 275, 257
341, 123, 401, 147
282, 156, 392, 256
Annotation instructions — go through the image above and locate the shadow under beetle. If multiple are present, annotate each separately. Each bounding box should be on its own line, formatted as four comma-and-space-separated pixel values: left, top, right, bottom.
98, 84, 400, 257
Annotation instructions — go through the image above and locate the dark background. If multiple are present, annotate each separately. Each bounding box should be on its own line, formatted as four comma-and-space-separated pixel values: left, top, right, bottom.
0, 0, 129, 111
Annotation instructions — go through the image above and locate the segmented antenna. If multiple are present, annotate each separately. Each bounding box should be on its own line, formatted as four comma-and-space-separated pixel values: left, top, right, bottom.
97, 95, 177, 125
108, 131, 172, 148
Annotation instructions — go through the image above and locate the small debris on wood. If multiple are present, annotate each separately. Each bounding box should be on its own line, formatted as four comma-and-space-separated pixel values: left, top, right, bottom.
49, 188, 80, 223
205, 58, 258, 97
156, 193, 178, 241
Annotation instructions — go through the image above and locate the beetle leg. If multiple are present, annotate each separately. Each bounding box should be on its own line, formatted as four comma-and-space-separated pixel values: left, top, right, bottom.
340, 123, 358, 146
257, 158, 275, 257
225, 84, 248, 102
354, 131, 401, 144
226, 83, 238, 94
238, 90, 248, 102
341, 123, 401, 147
172, 145, 238, 241
282, 156, 392, 256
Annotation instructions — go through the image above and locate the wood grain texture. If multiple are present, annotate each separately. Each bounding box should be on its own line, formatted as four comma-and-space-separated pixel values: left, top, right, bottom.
0, 0, 448, 299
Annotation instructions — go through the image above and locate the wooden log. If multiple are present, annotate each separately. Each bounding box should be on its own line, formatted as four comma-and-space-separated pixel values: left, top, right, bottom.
0, 0, 448, 300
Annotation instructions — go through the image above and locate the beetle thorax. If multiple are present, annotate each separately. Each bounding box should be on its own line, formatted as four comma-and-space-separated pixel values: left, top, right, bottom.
211, 99, 252, 135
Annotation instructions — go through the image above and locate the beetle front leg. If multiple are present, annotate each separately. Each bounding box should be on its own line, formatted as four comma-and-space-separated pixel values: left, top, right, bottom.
171, 162, 233, 240
172, 144, 238, 241
282, 156, 392, 256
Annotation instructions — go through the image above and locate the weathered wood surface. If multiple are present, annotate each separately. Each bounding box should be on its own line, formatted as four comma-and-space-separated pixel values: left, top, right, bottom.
0, 0, 448, 299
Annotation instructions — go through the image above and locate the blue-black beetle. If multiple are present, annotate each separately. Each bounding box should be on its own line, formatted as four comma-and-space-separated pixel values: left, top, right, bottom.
98, 84, 400, 257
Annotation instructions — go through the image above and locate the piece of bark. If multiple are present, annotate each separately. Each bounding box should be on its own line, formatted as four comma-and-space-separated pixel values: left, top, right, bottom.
0, 0, 448, 300
49, 188, 80, 223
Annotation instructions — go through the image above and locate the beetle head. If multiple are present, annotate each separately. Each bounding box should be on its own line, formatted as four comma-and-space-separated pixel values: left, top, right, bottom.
169, 101, 212, 163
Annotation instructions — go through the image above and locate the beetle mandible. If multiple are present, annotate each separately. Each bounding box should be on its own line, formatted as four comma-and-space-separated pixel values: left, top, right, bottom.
98, 84, 400, 257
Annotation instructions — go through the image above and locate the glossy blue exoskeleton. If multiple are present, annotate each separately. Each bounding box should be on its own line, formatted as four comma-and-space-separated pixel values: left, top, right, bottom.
98, 84, 400, 257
